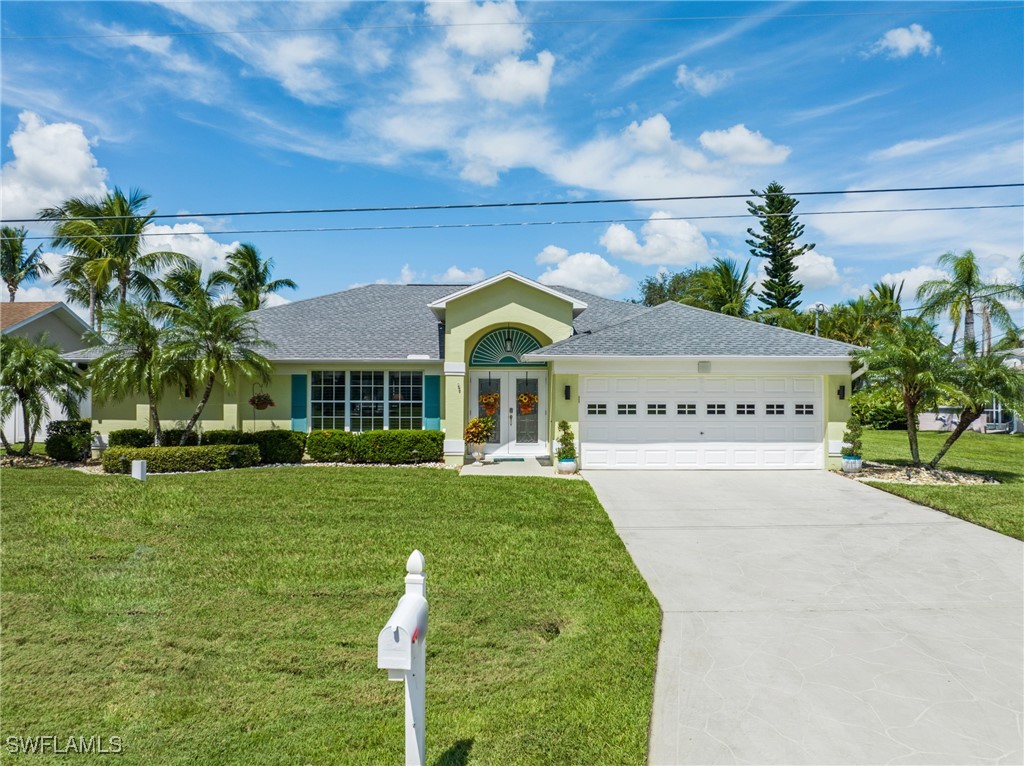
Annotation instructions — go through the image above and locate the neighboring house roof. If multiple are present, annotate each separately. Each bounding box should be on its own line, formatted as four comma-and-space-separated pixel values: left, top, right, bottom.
525, 301, 859, 359
1, 301, 89, 334
238, 283, 645, 361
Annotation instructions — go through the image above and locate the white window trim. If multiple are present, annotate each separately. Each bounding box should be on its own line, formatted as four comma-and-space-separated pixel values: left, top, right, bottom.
309, 369, 427, 432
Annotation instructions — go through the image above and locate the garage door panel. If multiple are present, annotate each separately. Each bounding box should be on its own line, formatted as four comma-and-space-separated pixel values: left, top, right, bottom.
580, 375, 824, 470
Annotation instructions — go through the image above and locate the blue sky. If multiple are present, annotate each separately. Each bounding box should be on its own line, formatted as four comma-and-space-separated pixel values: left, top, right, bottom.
2, 1, 1022, 312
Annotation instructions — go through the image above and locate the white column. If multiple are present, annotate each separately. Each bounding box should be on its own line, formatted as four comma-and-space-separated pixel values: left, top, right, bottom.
404, 550, 426, 766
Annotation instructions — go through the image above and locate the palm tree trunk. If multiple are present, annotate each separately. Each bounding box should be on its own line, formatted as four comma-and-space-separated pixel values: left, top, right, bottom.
7, 284, 16, 302
0, 427, 13, 455
180, 372, 216, 444
904, 394, 920, 465
119, 277, 128, 304
964, 303, 975, 354
949, 323, 958, 358
149, 392, 162, 446
19, 398, 33, 456
982, 306, 991, 355
928, 407, 983, 469
89, 286, 97, 330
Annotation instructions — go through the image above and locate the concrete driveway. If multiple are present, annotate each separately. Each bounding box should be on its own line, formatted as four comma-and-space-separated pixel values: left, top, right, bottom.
586, 470, 1023, 765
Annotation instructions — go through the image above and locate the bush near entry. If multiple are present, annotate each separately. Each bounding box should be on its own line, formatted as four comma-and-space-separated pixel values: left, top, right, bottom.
102, 444, 260, 473
44, 419, 92, 461
306, 429, 443, 464
198, 429, 306, 464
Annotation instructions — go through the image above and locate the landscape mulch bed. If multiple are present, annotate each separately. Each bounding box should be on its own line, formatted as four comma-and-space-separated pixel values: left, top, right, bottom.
841, 460, 1000, 486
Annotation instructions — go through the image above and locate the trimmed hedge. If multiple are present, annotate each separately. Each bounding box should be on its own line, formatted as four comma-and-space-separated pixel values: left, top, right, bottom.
195, 429, 306, 464
102, 444, 260, 474
161, 428, 200, 447
306, 430, 356, 462
307, 429, 443, 464
45, 419, 92, 462
851, 388, 909, 430
108, 429, 153, 448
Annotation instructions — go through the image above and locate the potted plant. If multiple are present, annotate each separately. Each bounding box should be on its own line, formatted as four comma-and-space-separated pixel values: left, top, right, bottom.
464, 417, 494, 464
248, 392, 275, 410
841, 414, 863, 473
556, 420, 577, 474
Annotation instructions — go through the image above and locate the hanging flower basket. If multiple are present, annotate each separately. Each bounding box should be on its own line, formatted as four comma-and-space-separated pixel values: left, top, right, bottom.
478, 392, 501, 416
517, 392, 539, 416
248, 392, 275, 410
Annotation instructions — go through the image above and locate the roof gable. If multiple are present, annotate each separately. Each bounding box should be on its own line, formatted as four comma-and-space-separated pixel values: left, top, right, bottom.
1, 301, 90, 335
427, 271, 586, 320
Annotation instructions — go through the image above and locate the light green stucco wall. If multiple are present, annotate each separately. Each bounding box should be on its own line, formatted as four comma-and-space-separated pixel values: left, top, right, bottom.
441, 278, 575, 465
550, 372, 580, 455
824, 372, 853, 469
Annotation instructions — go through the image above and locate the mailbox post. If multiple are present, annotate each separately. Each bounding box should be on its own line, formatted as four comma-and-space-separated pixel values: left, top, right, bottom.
377, 550, 428, 766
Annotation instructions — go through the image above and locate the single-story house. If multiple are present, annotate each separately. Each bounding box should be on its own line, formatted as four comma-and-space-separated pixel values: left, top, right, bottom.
69, 271, 858, 469
2, 301, 92, 443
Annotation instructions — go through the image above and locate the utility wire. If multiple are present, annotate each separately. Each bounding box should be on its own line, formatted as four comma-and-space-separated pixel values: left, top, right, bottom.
6, 183, 1022, 225
5, 5, 1022, 42
14, 203, 1024, 242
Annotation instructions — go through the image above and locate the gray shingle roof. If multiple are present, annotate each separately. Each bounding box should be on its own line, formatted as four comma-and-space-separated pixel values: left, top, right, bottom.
526, 301, 859, 358
245, 283, 645, 361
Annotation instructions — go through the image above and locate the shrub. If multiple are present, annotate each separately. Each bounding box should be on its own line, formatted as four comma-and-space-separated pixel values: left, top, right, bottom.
307, 430, 357, 463
556, 420, 576, 461
851, 387, 908, 430
840, 415, 863, 458
161, 428, 200, 447
200, 429, 245, 446
102, 444, 260, 474
350, 430, 444, 464
243, 430, 306, 464
45, 419, 92, 462
464, 417, 494, 444
108, 428, 153, 448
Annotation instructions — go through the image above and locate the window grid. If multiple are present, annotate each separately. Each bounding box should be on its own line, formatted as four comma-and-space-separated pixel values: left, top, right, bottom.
707, 403, 726, 415
617, 403, 638, 416
587, 403, 607, 415
350, 371, 385, 432
647, 403, 667, 416
736, 404, 755, 415
766, 403, 785, 415
795, 403, 815, 415
388, 372, 424, 430
677, 403, 697, 415
311, 371, 346, 430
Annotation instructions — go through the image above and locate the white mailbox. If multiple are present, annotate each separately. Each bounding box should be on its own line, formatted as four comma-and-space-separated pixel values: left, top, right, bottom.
378, 593, 428, 677
377, 550, 428, 766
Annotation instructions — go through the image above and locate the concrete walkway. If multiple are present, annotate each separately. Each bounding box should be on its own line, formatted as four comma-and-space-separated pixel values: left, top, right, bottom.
586, 470, 1023, 765
460, 457, 581, 478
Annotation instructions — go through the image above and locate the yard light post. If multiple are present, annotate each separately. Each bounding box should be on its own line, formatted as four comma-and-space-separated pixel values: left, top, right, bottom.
813, 302, 826, 337
377, 550, 428, 766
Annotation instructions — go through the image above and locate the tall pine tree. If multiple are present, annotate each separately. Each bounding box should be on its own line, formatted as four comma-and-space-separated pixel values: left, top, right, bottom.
746, 181, 813, 311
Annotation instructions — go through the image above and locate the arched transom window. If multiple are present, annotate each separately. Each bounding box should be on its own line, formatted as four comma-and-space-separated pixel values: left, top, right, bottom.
469, 327, 544, 367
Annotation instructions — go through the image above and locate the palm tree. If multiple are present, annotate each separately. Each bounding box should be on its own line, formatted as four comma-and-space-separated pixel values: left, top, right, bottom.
225, 243, 297, 311
159, 262, 232, 309
88, 301, 182, 446
41, 187, 191, 309
54, 259, 118, 333
854, 320, 953, 465
688, 258, 757, 317
163, 291, 272, 444
917, 250, 1021, 354
0, 334, 85, 455
1, 226, 52, 302
927, 346, 1024, 468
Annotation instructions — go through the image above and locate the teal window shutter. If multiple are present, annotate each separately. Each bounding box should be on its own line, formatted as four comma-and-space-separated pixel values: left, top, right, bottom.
424, 375, 441, 430
291, 375, 308, 432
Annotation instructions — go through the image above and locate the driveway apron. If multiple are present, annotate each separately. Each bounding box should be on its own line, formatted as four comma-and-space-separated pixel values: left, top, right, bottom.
586, 470, 1024, 765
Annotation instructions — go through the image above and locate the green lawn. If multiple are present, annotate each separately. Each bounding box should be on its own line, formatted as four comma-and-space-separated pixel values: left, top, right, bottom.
862, 430, 1024, 540
0, 467, 660, 765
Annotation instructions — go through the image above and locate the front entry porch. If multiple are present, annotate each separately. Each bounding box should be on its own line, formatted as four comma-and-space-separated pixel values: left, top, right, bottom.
469, 369, 549, 457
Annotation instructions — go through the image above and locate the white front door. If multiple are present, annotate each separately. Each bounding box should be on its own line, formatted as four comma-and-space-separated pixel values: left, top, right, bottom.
470, 370, 548, 456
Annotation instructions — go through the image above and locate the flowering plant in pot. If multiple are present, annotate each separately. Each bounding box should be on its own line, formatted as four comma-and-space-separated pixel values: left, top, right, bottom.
464, 417, 494, 464
556, 420, 577, 474
248, 392, 275, 410
840, 414, 863, 473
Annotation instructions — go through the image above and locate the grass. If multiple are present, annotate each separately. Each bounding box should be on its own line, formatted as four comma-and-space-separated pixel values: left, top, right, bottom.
0, 467, 660, 765
4, 441, 47, 455
861, 430, 1024, 540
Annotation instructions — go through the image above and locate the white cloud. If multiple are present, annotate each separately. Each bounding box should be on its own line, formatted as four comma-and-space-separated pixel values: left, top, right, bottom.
674, 64, 732, 96
434, 265, 485, 283
141, 223, 240, 275
535, 249, 632, 297
473, 51, 555, 104
371, 264, 419, 285
698, 124, 791, 165
600, 211, 710, 266
795, 250, 841, 290
426, 0, 530, 59
869, 24, 940, 59
877, 264, 949, 301
0, 111, 108, 220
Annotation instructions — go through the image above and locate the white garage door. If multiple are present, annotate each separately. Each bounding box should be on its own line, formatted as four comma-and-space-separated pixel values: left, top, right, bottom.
580, 375, 823, 469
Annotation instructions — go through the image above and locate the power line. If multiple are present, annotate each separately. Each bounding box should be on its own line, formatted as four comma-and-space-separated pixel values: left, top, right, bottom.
15, 203, 1023, 242
6, 183, 1021, 225
4, 5, 1021, 42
